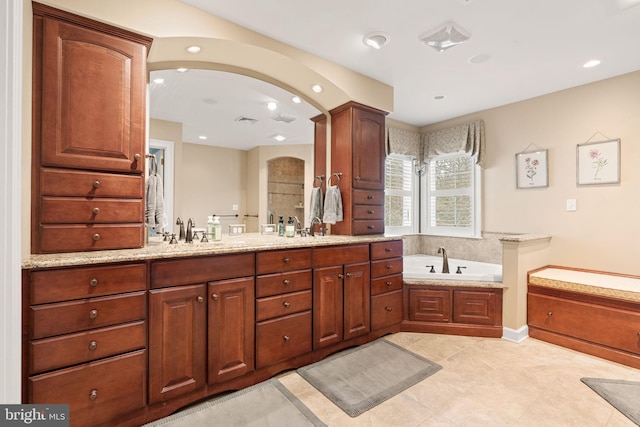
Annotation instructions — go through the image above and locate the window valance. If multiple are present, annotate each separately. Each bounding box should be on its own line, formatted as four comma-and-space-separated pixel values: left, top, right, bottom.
387, 120, 485, 167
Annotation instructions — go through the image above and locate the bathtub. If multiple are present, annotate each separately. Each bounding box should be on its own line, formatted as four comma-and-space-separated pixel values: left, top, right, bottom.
403, 254, 502, 282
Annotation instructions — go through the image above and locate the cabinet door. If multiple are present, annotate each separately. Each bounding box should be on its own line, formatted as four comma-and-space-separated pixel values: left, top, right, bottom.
343, 262, 371, 340
313, 266, 343, 349
453, 290, 498, 325
409, 288, 451, 322
40, 17, 147, 173
208, 277, 255, 384
352, 107, 385, 190
149, 285, 206, 404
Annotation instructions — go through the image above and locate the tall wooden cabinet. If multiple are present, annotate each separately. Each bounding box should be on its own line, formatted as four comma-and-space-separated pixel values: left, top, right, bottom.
329, 102, 388, 235
32, 3, 152, 253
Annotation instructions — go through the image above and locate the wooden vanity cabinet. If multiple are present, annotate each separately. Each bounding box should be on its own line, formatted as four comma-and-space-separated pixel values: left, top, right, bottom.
32, 4, 152, 253
255, 249, 313, 368
313, 244, 371, 349
329, 102, 388, 235
24, 263, 147, 426
148, 253, 255, 403
370, 240, 403, 333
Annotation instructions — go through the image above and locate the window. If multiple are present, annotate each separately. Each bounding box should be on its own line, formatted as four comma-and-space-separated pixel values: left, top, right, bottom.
384, 155, 416, 235
425, 152, 481, 237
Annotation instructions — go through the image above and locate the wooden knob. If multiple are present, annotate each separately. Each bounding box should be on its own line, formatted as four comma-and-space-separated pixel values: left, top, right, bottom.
211, 294, 218, 301
93, 180, 100, 188
283, 335, 290, 342
283, 280, 290, 286
89, 278, 98, 287
88, 341, 97, 351
196, 296, 204, 303
385, 306, 393, 312
89, 390, 98, 400
92, 234, 100, 241
92, 207, 100, 215
283, 301, 291, 308
89, 310, 98, 319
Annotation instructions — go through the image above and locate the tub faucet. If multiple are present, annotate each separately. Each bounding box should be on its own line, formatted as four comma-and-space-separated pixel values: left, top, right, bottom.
438, 247, 449, 274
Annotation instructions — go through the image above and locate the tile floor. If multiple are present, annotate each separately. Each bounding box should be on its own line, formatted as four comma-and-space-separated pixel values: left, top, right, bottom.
276, 333, 640, 426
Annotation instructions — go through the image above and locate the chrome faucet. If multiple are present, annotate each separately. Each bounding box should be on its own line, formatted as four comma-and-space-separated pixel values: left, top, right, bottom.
438, 247, 449, 274
293, 216, 301, 235
185, 218, 195, 243
176, 217, 185, 241
309, 216, 322, 237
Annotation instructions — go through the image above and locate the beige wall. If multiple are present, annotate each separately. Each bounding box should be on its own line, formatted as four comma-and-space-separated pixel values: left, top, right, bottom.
423, 71, 640, 276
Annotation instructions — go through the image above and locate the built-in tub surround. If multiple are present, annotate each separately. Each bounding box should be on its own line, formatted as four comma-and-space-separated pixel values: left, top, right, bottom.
403, 254, 503, 284
402, 232, 508, 264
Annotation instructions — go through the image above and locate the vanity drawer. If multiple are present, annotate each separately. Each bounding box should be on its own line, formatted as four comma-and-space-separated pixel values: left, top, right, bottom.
256, 248, 312, 275
30, 263, 146, 304
313, 244, 369, 267
256, 270, 312, 298
151, 253, 255, 288
371, 257, 403, 278
39, 223, 144, 253
352, 219, 384, 235
40, 197, 143, 224
29, 350, 146, 427
30, 291, 146, 339
352, 189, 384, 205
352, 204, 384, 220
256, 290, 312, 321
40, 168, 143, 198
256, 311, 312, 368
371, 240, 403, 260
30, 321, 146, 374
371, 274, 403, 296
371, 290, 403, 331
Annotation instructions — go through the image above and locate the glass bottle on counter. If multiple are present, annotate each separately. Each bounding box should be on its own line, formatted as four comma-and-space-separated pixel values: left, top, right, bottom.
212, 216, 222, 241
206, 216, 215, 241
285, 216, 295, 237
278, 216, 285, 236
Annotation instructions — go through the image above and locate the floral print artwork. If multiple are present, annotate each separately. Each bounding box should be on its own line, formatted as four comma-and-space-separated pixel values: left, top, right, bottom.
589, 149, 608, 180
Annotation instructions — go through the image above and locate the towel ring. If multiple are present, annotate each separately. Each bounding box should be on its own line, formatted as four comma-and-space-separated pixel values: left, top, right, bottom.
328, 172, 342, 186
313, 175, 325, 188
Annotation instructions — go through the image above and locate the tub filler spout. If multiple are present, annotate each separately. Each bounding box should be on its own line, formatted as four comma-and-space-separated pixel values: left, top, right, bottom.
437, 247, 449, 274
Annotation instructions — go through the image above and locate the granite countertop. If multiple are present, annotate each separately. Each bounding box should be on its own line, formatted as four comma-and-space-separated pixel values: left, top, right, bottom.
22, 233, 402, 270
403, 278, 506, 288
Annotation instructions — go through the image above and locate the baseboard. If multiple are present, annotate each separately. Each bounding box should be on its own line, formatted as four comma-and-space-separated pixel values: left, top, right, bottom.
502, 325, 529, 343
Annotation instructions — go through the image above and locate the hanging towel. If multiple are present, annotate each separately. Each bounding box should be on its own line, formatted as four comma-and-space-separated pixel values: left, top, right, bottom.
145, 174, 167, 232
322, 185, 343, 225
154, 174, 167, 231
308, 187, 324, 224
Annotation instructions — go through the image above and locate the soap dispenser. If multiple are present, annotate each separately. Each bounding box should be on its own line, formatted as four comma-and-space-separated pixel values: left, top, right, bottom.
206, 216, 215, 241
278, 216, 285, 236
285, 216, 295, 238
212, 216, 222, 241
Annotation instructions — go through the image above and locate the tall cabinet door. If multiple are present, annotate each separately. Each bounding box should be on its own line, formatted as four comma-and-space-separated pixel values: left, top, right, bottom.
313, 266, 344, 349
352, 107, 386, 190
148, 285, 206, 404
40, 17, 147, 173
343, 262, 371, 340
208, 277, 255, 384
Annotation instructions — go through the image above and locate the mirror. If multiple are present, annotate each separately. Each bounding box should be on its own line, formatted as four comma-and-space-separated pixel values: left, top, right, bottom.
148, 68, 322, 235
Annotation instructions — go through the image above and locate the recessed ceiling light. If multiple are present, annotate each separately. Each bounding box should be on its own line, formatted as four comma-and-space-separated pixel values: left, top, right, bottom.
312, 84, 323, 93
363, 32, 390, 49
186, 45, 201, 54
291, 96, 302, 104
583, 59, 601, 68
152, 78, 165, 84
198, 135, 207, 140
434, 95, 446, 100
176, 67, 189, 73
266, 101, 278, 111
271, 134, 286, 142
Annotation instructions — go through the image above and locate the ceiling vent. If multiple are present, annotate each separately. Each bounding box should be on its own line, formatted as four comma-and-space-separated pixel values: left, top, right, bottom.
273, 113, 297, 123
235, 116, 258, 124
420, 22, 471, 52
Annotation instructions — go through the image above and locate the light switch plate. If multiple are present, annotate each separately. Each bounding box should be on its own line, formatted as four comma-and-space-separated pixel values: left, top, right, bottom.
566, 199, 577, 211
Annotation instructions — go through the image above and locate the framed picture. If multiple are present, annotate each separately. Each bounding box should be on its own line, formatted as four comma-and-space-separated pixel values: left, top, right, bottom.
516, 149, 548, 189
576, 139, 620, 185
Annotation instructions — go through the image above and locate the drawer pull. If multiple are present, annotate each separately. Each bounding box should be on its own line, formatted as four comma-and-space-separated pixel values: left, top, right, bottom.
346, 273, 352, 278
283, 280, 291, 286
367, 225, 375, 229
355, 176, 361, 181
89, 278, 98, 287
547, 311, 553, 317
197, 296, 204, 303
283, 301, 291, 308
88, 341, 97, 351
211, 294, 219, 301
338, 274, 344, 279
385, 247, 392, 252
89, 389, 98, 401
385, 306, 393, 312
283, 335, 290, 342
367, 195, 374, 200
89, 309, 98, 319
92, 233, 101, 241
92, 180, 101, 189
386, 264, 392, 269
367, 210, 374, 214
134, 153, 141, 161
386, 281, 393, 287
283, 258, 290, 264
92, 207, 100, 215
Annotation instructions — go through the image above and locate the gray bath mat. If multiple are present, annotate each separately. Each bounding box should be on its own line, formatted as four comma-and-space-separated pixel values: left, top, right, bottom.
297, 338, 442, 417
144, 378, 326, 427
581, 377, 640, 425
